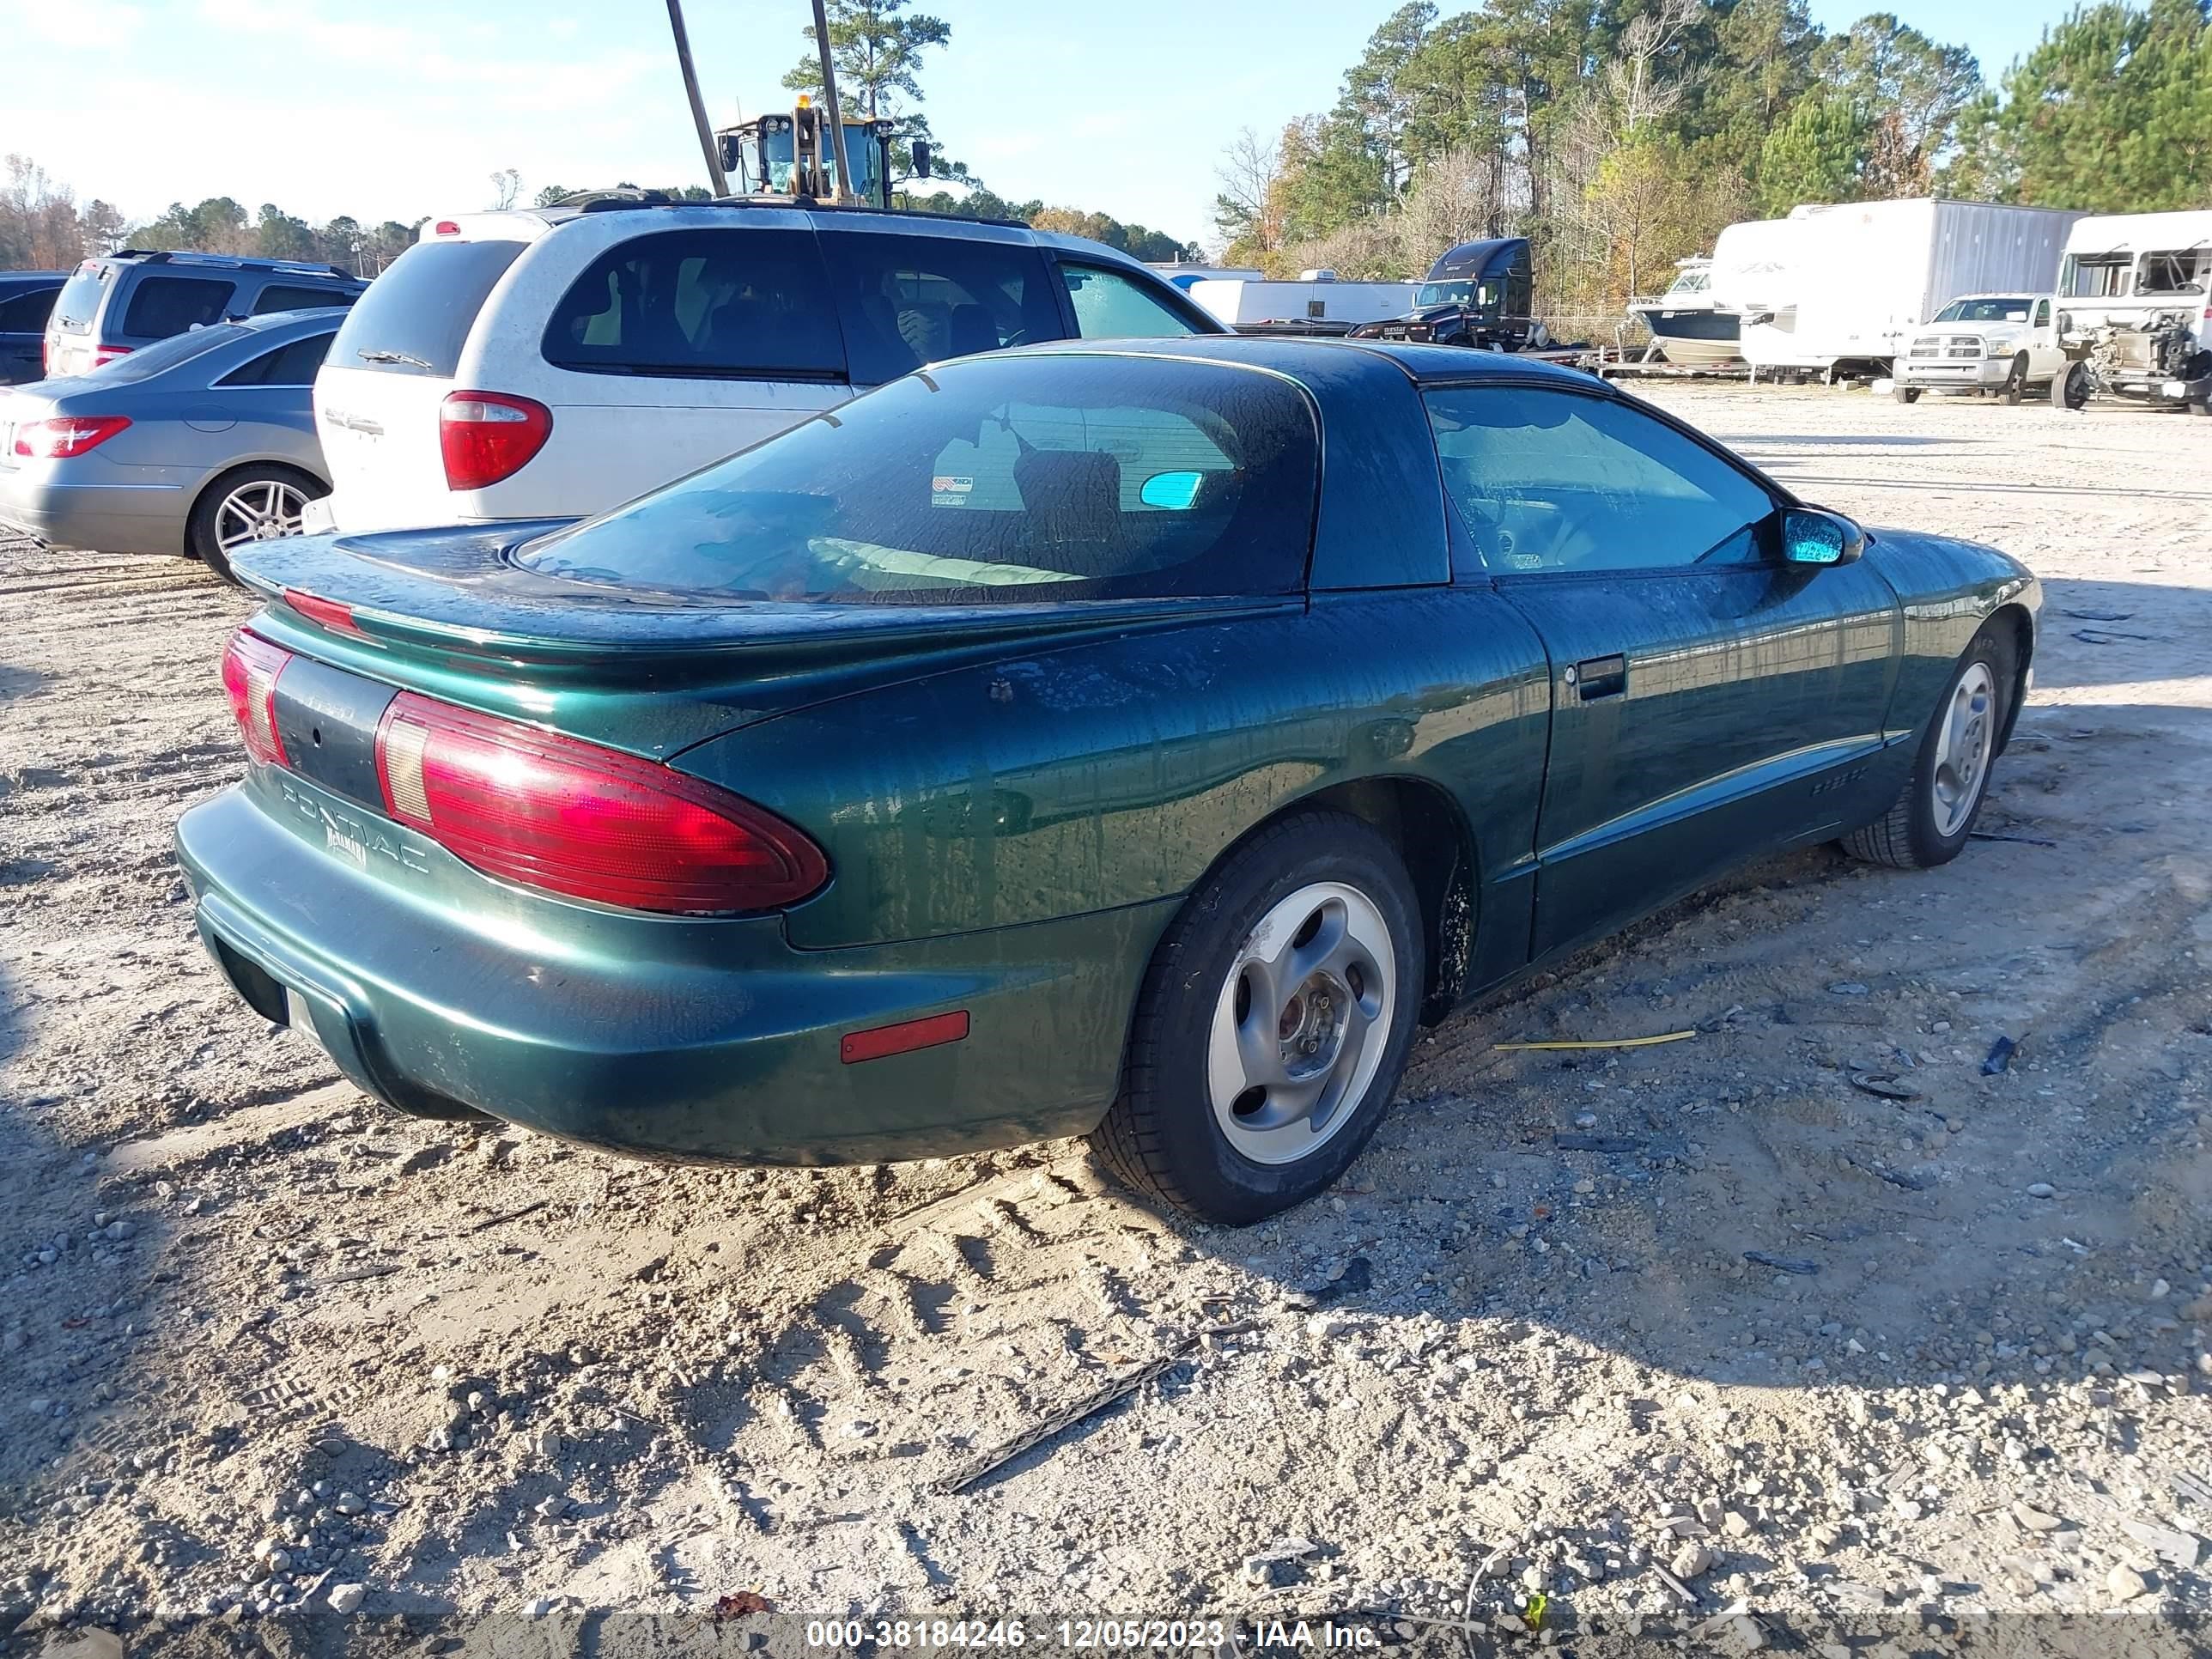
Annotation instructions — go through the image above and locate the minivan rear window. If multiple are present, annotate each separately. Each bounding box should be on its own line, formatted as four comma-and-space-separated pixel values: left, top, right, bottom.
122, 276, 236, 338
49, 267, 107, 335
515, 354, 1319, 605
327, 239, 525, 377
541, 228, 844, 380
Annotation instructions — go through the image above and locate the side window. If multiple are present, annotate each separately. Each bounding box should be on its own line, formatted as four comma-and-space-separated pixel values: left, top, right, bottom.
2136, 250, 2204, 295
1425, 386, 1775, 574
219, 331, 335, 387
0, 289, 58, 331
1059, 264, 1200, 339
252, 284, 353, 316
541, 228, 845, 380
2034, 300, 2051, 329
120, 276, 237, 338
821, 233, 1062, 385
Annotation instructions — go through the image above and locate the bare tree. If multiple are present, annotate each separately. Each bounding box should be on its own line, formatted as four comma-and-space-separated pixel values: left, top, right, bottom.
1213, 126, 1285, 253
1607, 0, 1704, 137
489, 168, 522, 211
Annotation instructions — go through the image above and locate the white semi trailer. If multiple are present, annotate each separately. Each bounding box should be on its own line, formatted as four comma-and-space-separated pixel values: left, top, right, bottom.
1710, 199, 2084, 378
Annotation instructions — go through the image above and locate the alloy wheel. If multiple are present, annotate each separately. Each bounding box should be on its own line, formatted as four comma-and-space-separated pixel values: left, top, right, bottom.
1930, 660, 1996, 839
1206, 881, 1396, 1166
215, 479, 310, 555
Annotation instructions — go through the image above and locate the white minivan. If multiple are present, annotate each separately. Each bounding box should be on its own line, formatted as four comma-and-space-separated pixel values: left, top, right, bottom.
308, 202, 1223, 534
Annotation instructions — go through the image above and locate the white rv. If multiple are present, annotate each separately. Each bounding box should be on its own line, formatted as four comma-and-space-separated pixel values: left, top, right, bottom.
1187, 271, 1418, 334
1710, 200, 2083, 376
2046, 210, 2212, 413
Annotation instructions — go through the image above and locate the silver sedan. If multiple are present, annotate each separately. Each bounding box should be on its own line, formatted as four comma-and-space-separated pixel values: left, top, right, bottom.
0, 307, 341, 581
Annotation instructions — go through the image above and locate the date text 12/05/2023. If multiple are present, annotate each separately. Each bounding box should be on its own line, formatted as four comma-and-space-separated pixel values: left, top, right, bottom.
799, 1619, 1385, 1650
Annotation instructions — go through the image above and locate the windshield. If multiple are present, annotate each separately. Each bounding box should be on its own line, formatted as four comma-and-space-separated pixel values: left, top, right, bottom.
758, 123, 884, 204
1666, 269, 1711, 296
514, 354, 1319, 605
1933, 297, 2035, 323
1416, 280, 1498, 308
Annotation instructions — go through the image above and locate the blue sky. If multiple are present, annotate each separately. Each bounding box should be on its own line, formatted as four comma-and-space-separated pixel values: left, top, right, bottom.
0, 0, 2080, 249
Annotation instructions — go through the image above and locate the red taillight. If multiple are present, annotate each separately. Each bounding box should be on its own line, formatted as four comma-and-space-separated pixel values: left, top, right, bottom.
373, 692, 827, 914
439, 391, 551, 491
14, 416, 131, 459
40, 338, 51, 376
92, 344, 132, 368
283, 588, 362, 635
434, 220, 460, 235
221, 630, 292, 767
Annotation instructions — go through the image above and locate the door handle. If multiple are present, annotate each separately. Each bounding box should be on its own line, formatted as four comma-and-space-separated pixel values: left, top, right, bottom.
1570, 653, 1627, 702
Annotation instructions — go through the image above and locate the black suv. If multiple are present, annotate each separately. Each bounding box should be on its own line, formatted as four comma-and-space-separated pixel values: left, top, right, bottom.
41, 251, 368, 379
0, 271, 65, 384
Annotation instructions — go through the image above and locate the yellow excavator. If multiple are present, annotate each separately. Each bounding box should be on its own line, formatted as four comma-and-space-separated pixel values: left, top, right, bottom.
714, 95, 932, 211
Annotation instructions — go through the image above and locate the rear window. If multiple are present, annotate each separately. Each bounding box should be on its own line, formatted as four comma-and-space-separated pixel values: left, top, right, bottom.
516, 354, 1318, 605
822, 232, 1063, 385
219, 331, 337, 387
327, 239, 524, 377
252, 283, 356, 316
121, 276, 236, 338
91, 323, 251, 381
541, 228, 842, 380
49, 266, 108, 335
0, 288, 58, 331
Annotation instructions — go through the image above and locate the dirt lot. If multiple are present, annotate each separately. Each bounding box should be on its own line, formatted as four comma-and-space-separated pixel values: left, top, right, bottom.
2, 384, 2209, 1653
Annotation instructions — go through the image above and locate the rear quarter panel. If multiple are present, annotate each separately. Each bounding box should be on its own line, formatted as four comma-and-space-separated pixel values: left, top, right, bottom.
679, 592, 1553, 959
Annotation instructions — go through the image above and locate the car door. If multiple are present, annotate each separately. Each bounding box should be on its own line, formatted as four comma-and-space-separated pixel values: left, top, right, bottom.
216, 328, 338, 472
1425, 380, 1900, 959
2027, 299, 2062, 378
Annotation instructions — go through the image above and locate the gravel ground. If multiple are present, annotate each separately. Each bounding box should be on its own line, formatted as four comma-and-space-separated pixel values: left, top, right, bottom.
1, 384, 2208, 1656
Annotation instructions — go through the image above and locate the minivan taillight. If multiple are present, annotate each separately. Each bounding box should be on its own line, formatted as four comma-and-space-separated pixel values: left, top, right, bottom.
373, 692, 828, 914
92, 345, 132, 368
439, 392, 551, 491
14, 416, 131, 459
221, 629, 292, 766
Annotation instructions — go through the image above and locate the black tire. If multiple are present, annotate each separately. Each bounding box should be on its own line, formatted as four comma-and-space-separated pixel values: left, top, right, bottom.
185, 463, 325, 584
2051, 362, 2089, 411
2189, 399, 2212, 417
1089, 811, 1424, 1224
2001, 355, 2027, 404
1892, 386, 1921, 404
1841, 627, 2015, 870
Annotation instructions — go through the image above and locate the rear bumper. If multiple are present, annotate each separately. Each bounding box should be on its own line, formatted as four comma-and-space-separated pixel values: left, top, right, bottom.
173, 781, 1169, 1164
0, 469, 187, 556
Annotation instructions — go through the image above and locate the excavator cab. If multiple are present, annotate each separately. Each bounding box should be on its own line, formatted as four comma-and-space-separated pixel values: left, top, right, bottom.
716, 97, 928, 210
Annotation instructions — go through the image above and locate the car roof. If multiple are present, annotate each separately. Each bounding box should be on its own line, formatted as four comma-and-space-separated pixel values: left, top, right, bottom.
439, 199, 1165, 276
97, 249, 363, 282
996, 333, 1598, 392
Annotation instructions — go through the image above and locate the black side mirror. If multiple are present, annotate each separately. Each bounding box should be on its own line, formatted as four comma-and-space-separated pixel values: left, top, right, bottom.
911, 140, 933, 179
1781, 507, 1865, 568
717, 134, 743, 176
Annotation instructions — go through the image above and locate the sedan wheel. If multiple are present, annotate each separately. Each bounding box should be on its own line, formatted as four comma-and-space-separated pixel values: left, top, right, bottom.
216, 479, 309, 554
1929, 660, 1996, 840
1091, 810, 1423, 1223
1206, 882, 1396, 1166
186, 464, 325, 584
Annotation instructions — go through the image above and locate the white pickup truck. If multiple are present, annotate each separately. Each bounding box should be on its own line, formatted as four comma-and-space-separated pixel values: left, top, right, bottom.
1892, 293, 2063, 404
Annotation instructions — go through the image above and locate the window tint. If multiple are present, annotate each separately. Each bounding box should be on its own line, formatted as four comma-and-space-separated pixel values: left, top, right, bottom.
1425, 386, 1774, 574
2034, 300, 2051, 328
823, 232, 1061, 385
542, 228, 842, 380
122, 276, 236, 339
220, 331, 335, 387
329, 239, 524, 377
1060, 264, 1200, 339
252, 284, 353, 316
48, 266, 108, 335
516, 355, 1318, 605
0, 289, 58, 331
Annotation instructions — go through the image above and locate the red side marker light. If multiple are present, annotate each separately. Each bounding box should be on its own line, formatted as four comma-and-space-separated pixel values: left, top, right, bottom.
283, 588, 362, 635
840, 1011, 970, 1065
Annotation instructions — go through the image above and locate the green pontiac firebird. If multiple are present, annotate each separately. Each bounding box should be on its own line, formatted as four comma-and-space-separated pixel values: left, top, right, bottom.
176, 338, 2039, 1223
